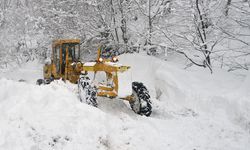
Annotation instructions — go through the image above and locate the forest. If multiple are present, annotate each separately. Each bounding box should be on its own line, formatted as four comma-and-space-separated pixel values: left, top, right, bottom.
0, 0, 249, 73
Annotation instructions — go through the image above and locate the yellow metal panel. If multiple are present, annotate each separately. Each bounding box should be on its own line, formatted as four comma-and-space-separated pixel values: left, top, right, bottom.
97, 91, 117, 98
99, 85, 114, 91
82, 66, 95, 71
53, 39, 80, 47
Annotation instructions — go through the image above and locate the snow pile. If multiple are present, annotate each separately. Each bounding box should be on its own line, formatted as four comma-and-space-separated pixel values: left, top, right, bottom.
0, 54, 250, 150
0, 60, 43, 83
0, 79, 108, 150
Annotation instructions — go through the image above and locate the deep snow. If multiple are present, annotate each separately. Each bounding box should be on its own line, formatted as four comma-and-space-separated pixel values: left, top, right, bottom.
0, 54, 250, 150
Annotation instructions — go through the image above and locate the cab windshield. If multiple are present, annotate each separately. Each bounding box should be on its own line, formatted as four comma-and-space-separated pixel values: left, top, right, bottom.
62, 43, 80, 61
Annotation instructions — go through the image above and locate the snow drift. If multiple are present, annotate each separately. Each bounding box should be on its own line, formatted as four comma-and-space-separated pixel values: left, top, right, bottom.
0, 54, 249, 150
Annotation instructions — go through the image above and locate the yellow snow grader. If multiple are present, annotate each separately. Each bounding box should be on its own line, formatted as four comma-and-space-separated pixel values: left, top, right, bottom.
37, 39, 152, 116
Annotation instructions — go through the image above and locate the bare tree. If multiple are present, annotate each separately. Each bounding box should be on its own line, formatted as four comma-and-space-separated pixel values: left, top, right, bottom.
194, 0, 211, 70
118, 0, 129, 45
110, 0, 120, 43
134, 0, 171, 46
224, 0, 232, 16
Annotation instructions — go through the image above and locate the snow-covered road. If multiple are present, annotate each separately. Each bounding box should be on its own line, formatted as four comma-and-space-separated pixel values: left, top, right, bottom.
0, 54, 249, 150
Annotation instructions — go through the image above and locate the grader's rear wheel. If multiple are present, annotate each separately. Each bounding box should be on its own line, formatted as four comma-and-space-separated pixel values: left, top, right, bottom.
36, 79, 44, 85
36, 77, 54, 85
130, 82, 152, 116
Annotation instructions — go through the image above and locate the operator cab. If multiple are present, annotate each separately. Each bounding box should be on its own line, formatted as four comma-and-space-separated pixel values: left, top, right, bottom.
52, 39, 81, 75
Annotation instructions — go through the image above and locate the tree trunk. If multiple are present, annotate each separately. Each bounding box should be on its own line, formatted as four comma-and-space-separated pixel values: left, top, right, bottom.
118, 0, 128, 44
110, 0, 119, 43
195, 0, 211, 68
147, 0, 152, 45
225, 0, 232, 16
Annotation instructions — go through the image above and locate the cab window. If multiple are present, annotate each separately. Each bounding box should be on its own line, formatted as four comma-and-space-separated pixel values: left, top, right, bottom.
55, 46, 60, 73
62, 43, 80, 61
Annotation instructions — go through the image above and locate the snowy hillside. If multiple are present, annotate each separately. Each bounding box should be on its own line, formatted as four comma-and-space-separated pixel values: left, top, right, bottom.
1, 0, 250, 71
0, 54, 249, 150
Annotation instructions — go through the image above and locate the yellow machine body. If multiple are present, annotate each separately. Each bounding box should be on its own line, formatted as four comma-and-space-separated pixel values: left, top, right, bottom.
44, 39, 133, 101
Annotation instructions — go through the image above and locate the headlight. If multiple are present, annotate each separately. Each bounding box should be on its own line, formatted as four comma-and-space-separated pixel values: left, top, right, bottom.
77, 62, 82, 65
112, 56, 118, 62
98, 57, 103, 62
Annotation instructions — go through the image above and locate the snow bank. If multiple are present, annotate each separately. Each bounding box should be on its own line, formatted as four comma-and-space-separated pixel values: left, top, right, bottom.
119, 54, 250, 148
0, 60, 43, 83
0, 79, 108, 150
0, 54, 249, 150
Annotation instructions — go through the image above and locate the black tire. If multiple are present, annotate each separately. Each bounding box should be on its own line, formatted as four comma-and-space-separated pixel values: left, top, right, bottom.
130, 82, 152, 116
36, 79, 44, 85
37, 77, 54, 85
78, 75, 98, 107
18, 79, 26, 82
44, 77, 54, 84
